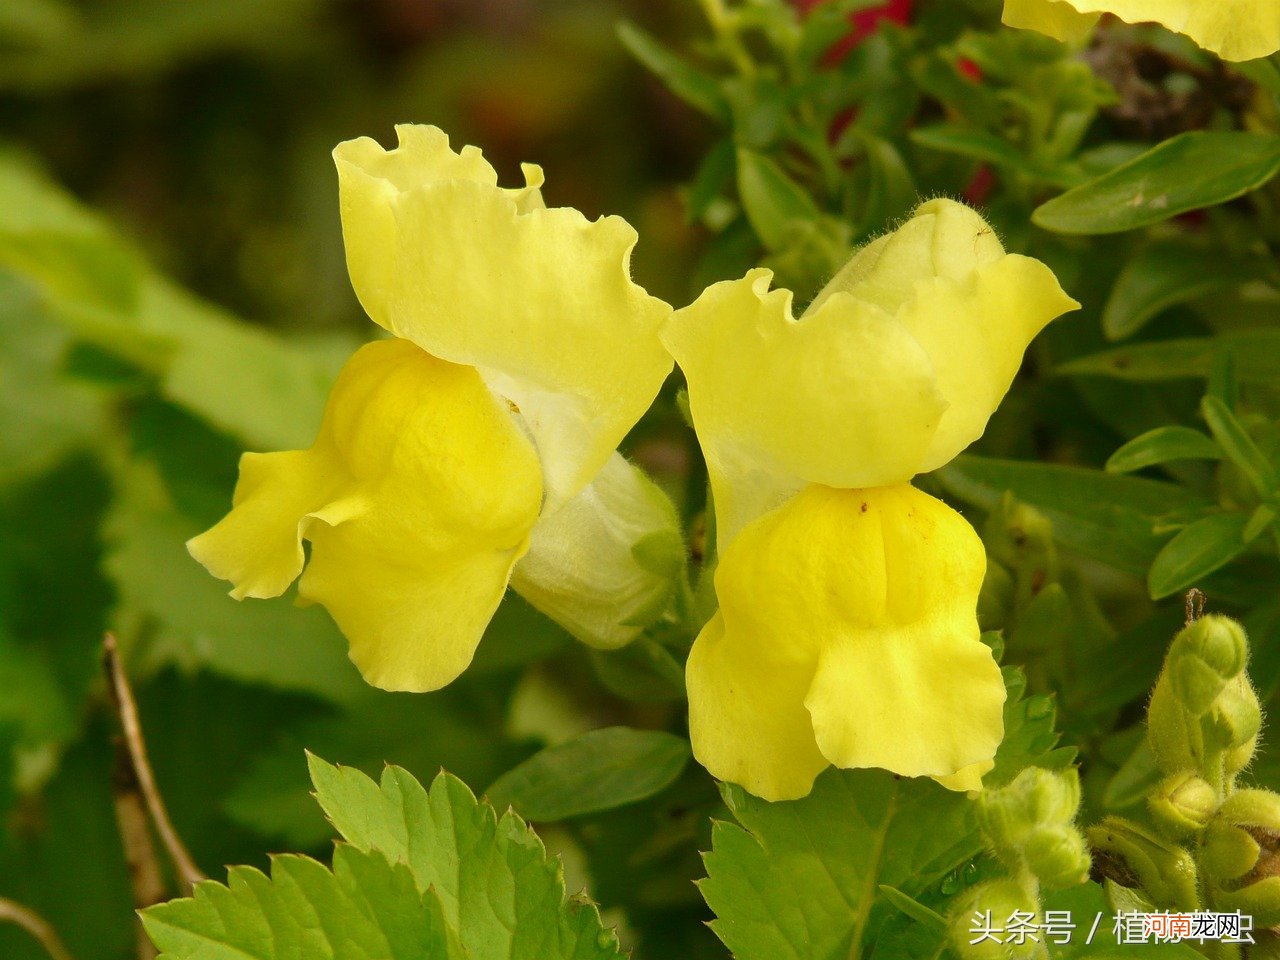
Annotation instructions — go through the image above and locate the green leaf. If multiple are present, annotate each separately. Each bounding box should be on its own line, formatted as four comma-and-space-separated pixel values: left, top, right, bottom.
1043, 881, 1204, 958
617, 21, 728, 121
0, 152, 346, 452
486, 727, 690, 822
876, 885, 946, 931
1244, 504, 1276, 544
306, 757, 627, 960
1058, 331, 1280, 384
0, 454, 112, 788
1033, 131, 1280, 235
685, 138, 735, 223
909, 125, 1078, 188
852, 134, 918, 238
736, 148, 822, 251
1101, 241, 1273, 340
1201, 396, 1279, 500
1148, 513, 1252, 600
0, 273, 108, 486
143, 847, 462, 959
1102, 736, 1161, 811
1104, 426, 1221, 474
590, 638, 686, 703
935, 456, 1210, 577
698, 668, 1065, 960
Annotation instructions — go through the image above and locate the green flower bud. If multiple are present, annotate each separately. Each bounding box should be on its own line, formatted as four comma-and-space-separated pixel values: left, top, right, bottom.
1147, 674, 1201, 776
1148, 616, 1259, 785
977, 768, 1079, 853
1086, 817, 1200, 910
948, 879, 1047, 960
1172, 616, 1247, 715
1148, 772, 1219, 837
1219, 788, 1280, 831
1211, 678, 1262, 755
1203, 791, 1280, 926
1202, 821, 1262, 882
1215, 876, 1280, 929
509, 454, 684, 649
1226, 733, 1260, 780
1024, 829, 1092, 892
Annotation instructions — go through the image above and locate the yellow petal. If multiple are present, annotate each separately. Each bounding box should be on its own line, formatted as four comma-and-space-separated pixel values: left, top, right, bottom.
935, 759, 997, 793
686, 612, 830, 802
510, 452, 683, 650
690, 482, 1006, 799
1001, 0, 1100, 44
905, 254, 1080, 472
188, 338, 544, 692
667, 200, 1075, 545
812, 199, 1079, 474
662, 268, 947, 544
1005, 0, 1279, 61
334, 124, 671, 509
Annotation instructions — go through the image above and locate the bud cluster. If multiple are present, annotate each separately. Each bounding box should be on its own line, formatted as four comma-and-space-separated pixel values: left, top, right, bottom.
950, 767, 1091, 959
1096, 614, 1280, 938
1147, 615, 1260, 793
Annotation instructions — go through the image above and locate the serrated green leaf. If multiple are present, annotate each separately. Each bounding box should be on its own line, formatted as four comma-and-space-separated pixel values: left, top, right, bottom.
735, 148, 821, 251
1101, 241, 1271, 341
1148, 512, 1252, 600
1105, 426, 1221, 474
698, 669, 1064, 960
617, 21, 728, 121
486, 727, 690, 822
1033, 132, 1280, 235
936, 456, 1210, 577
307, 757, 627, 960
143, 847, 461, 960
1058, 331, 1280, 384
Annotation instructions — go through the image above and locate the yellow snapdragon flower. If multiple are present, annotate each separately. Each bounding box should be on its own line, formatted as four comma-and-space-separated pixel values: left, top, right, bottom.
189, 125, 675, 692
663, 199, 1079, 801
1002, 0, 1280, 62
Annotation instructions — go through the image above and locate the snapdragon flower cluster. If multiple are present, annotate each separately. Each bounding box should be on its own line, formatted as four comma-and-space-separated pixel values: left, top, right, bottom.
191, 125, 1076, 801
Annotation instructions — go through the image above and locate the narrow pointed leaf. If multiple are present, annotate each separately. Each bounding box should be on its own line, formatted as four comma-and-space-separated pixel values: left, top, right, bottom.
1105, 427, 1221, 474
1148, 513, 1252, 600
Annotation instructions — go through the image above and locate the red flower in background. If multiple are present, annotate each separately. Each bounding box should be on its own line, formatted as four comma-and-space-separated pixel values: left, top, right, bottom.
794, 0, 997, 204
794, 0, 913, 63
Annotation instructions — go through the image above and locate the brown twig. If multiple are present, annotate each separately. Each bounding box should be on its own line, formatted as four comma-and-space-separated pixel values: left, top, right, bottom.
103, 633, 205, 894
112, 742, 164, 960
0, 897, 77, 960
1185, 588, 1207, 626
